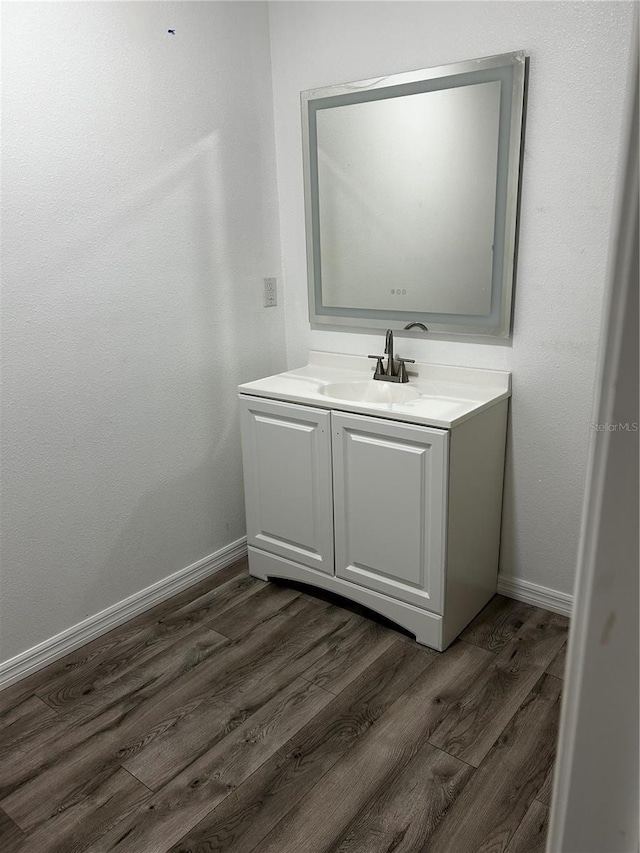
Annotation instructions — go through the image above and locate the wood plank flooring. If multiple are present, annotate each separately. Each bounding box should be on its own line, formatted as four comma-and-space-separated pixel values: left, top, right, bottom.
0, 557, 569, 853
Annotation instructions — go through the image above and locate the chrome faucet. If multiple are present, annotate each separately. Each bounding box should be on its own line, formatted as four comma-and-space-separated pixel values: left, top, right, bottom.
384, 329, 394, 376
368, 329, 415, 383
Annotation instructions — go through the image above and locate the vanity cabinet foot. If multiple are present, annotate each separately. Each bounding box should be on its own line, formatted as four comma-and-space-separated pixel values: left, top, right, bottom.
247, 546, 444, 650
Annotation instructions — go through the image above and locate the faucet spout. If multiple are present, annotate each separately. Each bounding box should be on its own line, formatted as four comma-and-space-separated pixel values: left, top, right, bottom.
384, 329, 395, 376
371, 329, 413, 383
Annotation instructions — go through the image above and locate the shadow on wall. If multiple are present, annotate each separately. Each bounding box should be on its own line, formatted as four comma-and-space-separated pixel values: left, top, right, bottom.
76, 134, 254, 616
8, 134, 269, 639
85, 432, 245, 618
27, 127, 274, 384
22, 133, 222, 286
499, 402, 518, 578
0, 0, 288, 664
499, 395, 585, 592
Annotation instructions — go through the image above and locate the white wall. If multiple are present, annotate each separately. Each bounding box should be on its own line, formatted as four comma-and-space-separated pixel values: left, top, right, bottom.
268, 0, 636, 597
0, 1, 286, 665
550, 44, 638, 849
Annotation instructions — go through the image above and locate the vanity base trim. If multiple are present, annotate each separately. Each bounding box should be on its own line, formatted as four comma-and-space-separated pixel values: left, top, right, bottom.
248, 546, 445, 651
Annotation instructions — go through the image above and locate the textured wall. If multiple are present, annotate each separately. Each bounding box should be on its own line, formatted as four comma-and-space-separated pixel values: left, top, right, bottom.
268, 0, 636, 596
0, 2, 286, 663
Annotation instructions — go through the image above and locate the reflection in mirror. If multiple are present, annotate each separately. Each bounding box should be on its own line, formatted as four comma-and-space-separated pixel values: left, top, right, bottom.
302, 52, 526, 337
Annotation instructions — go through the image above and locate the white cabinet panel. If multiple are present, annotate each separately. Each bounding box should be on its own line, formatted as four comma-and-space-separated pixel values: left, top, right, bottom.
240, 397, 334, 573
332, 412, 448, 613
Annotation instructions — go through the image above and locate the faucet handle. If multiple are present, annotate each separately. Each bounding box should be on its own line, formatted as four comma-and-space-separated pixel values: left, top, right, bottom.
397, 358, 415, 383
368, 355, 385, 378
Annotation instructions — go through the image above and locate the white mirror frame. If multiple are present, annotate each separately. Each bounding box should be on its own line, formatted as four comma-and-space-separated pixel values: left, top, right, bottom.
302, 51, 527, 338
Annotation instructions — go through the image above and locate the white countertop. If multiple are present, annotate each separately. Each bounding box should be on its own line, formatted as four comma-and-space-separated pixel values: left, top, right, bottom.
238, 352, 511, 429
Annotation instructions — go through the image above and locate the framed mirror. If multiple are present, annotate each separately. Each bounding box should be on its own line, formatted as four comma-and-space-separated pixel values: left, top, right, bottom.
302, 51, 526, 337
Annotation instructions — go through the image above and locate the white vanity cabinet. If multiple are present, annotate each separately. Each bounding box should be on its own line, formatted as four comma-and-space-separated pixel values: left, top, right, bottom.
239, 385, 509, 652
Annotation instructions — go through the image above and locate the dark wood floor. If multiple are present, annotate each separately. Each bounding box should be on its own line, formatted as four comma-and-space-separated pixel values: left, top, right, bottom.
0, 557, 569, 853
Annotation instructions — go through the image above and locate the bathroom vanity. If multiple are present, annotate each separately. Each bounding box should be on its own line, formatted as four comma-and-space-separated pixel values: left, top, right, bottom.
238, 352, 510, 650
236, 52, 525, 650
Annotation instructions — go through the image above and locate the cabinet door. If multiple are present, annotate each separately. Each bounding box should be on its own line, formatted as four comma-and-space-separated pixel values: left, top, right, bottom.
332, 412, 448, 613
240, 396, 334, 573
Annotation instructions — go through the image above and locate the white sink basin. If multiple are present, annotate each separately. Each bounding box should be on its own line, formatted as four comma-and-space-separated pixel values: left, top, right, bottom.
319, 381, 422, 404
238, 352, 511, 429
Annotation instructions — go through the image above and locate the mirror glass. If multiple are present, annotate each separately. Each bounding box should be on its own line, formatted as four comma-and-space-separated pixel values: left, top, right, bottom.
302, 52, 526, 337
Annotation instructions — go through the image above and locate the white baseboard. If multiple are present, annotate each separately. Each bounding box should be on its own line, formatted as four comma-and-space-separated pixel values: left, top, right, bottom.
0, 547, 569, 692
497, 574, 573, 617
0, 537, 248, 691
